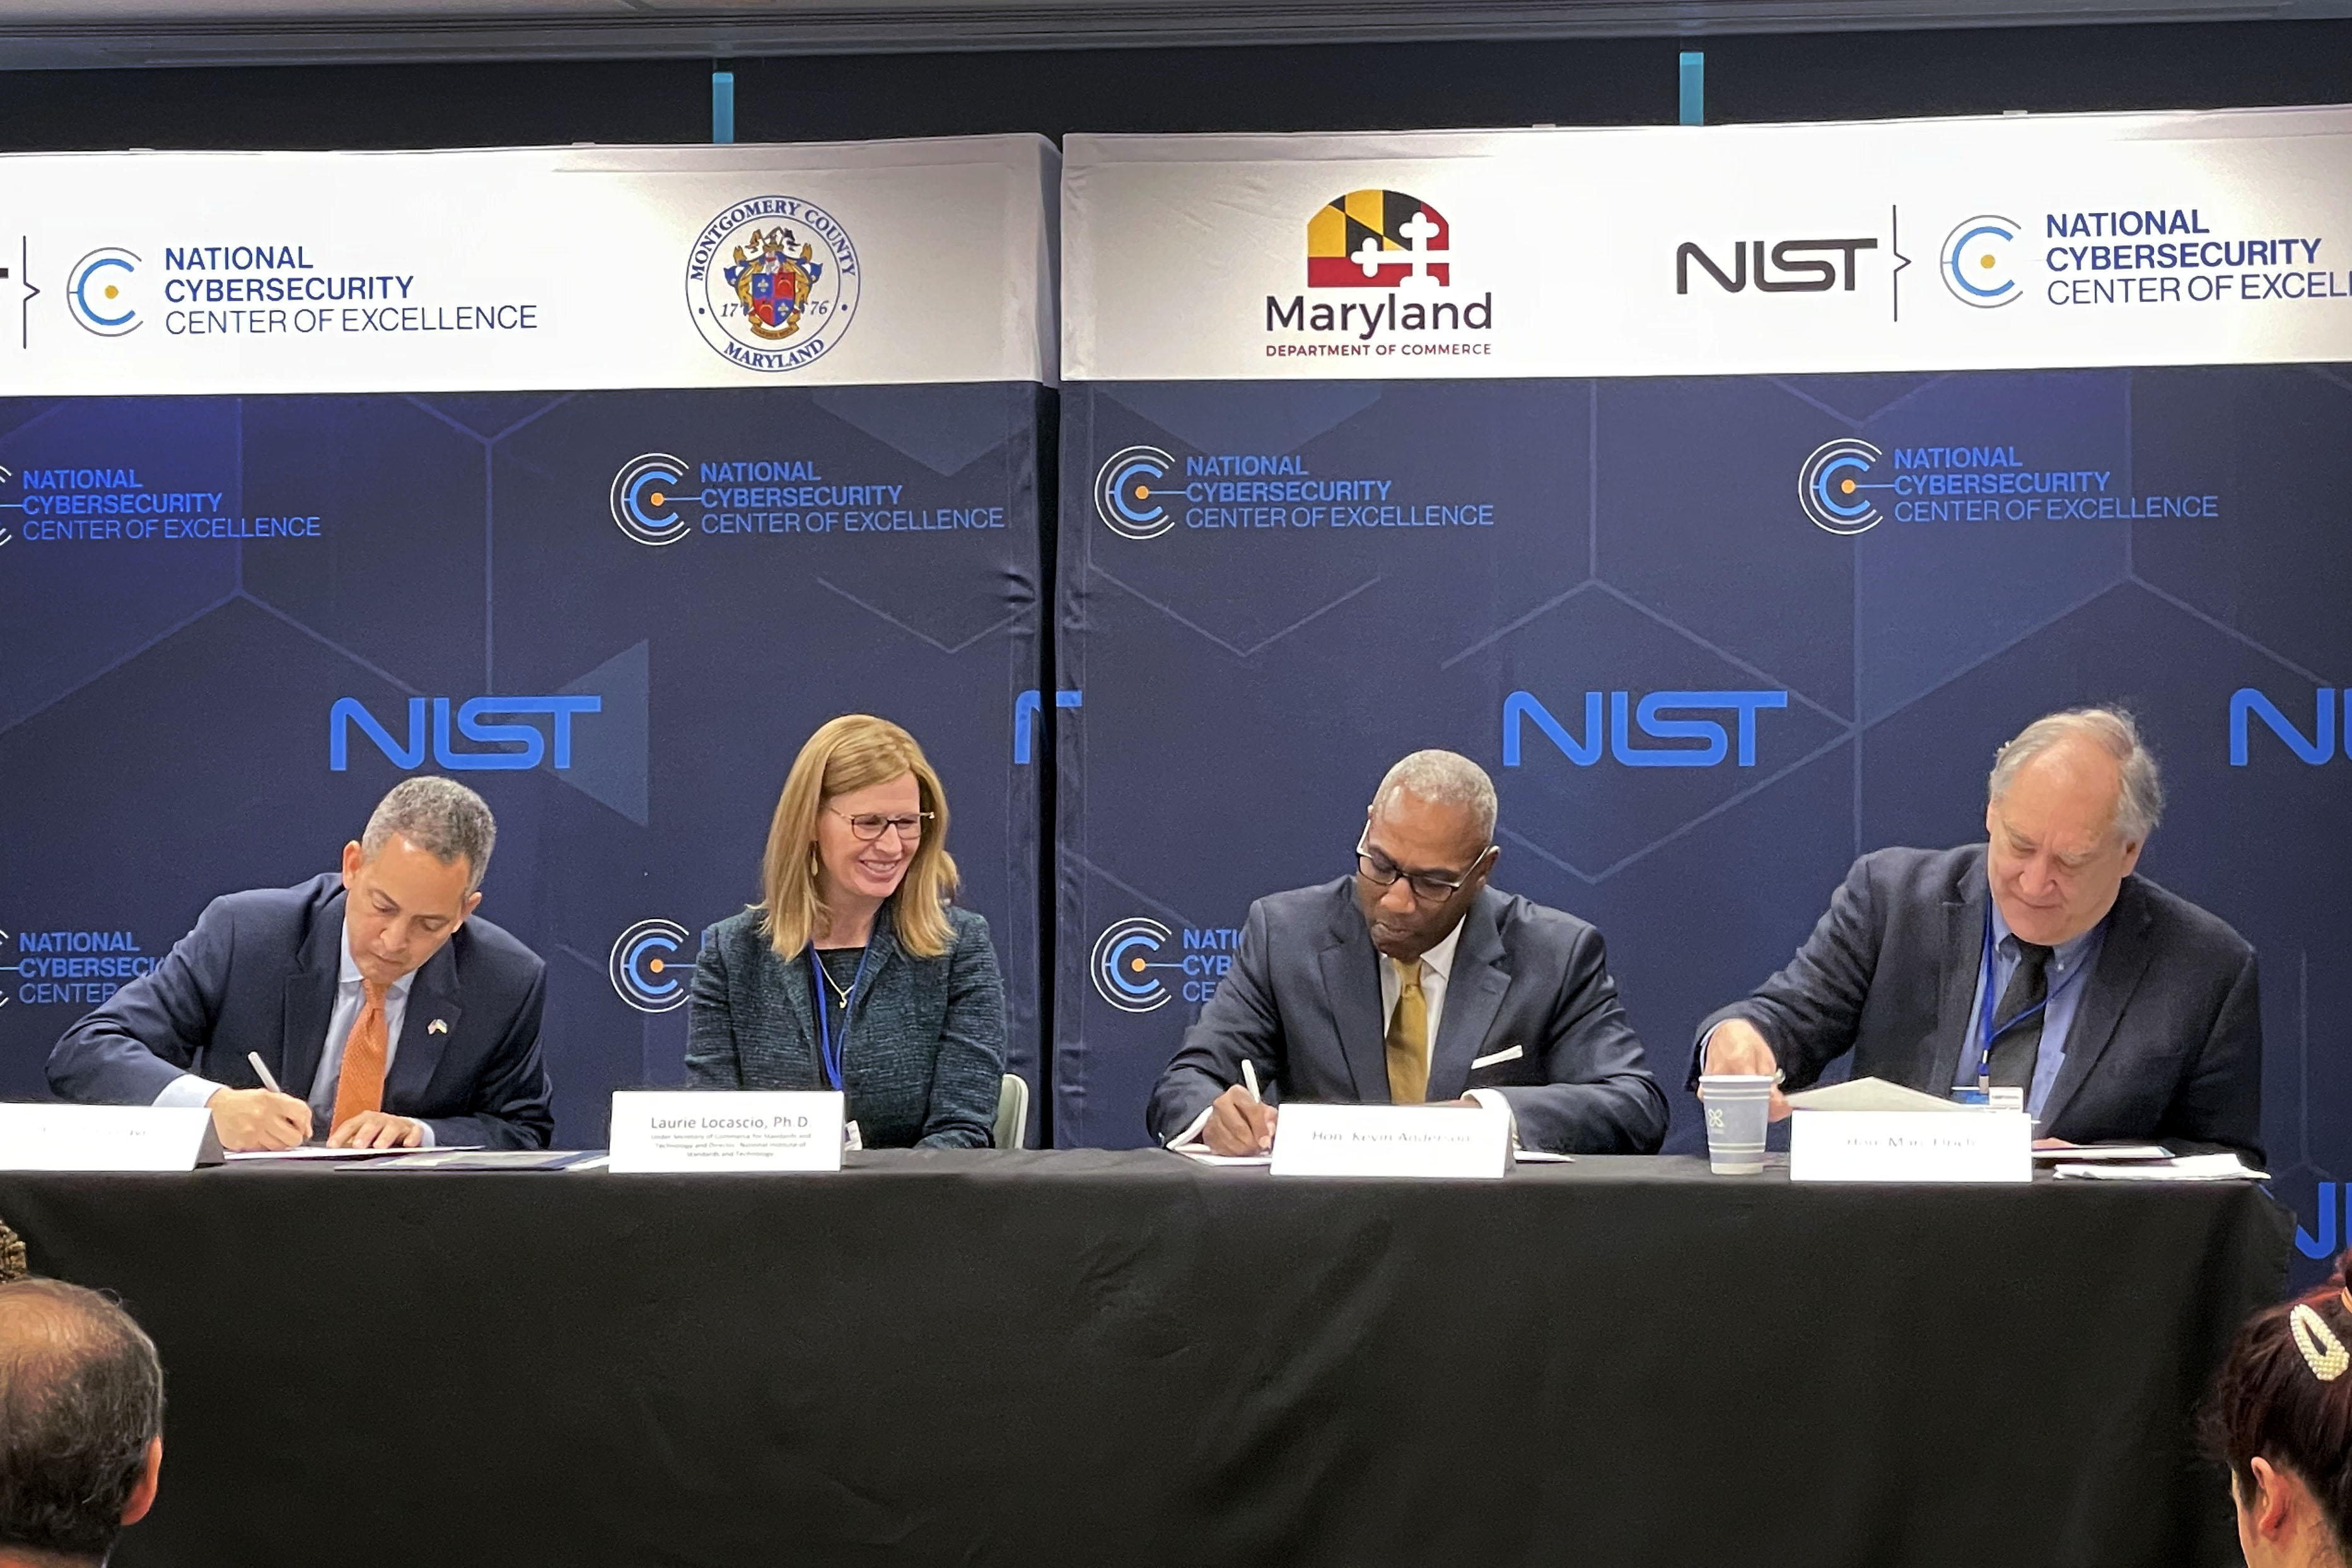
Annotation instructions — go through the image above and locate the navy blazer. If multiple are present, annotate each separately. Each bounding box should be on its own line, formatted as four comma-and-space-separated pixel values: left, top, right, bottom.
47, 874, 555, 1150
1147, 878, 1670, 1154
684, 901, 1006, 1149
1692, 844, 2264, 1161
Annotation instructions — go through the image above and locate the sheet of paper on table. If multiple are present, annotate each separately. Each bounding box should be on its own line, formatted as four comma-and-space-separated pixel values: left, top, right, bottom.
340, 1148, 602, 1171
2032, 1144, 2173, 1162
1177, 1147, 1572, 1166
224, 1145, 484, 1163
1782, 1077, 1969, 1113
2053, 1153, 2270, 1182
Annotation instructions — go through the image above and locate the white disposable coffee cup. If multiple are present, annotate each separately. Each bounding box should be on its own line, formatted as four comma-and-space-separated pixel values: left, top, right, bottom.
1698, 1073, 1774, 1176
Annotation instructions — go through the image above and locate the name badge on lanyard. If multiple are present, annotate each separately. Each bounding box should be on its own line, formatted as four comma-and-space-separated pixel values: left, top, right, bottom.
810, 946, 873, 1093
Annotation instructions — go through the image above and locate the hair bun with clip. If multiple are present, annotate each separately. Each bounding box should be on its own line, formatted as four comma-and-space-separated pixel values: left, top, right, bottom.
2291, 1302, 2350, 1382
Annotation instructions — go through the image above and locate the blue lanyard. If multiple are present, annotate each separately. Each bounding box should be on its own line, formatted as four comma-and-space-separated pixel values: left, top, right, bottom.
808, 944, 873, 1093
1972, 907, 2090, 1088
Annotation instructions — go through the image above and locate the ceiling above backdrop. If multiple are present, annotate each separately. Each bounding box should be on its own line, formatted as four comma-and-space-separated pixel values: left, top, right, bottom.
0, 0, 2346, 69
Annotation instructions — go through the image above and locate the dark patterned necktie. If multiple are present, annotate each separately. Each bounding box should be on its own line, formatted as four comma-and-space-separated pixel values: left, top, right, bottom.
1987, 941, 2054, 1089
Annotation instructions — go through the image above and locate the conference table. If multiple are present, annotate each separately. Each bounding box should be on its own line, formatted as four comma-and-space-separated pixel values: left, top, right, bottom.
0, 1151, 2290, 1568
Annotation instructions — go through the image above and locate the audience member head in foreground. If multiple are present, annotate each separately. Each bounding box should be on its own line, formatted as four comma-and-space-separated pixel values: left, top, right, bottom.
684, 714, 1008, 1148
2208, 1252, 2352, 1567
0, 1279, 164, 1568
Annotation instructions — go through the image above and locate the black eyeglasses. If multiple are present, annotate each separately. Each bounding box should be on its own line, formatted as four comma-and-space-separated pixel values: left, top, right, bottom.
1354, 830, 1485, 903
828, 808, 934, 842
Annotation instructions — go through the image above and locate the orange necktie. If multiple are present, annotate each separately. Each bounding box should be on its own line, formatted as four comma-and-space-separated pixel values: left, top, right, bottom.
331, 980, 390, 1128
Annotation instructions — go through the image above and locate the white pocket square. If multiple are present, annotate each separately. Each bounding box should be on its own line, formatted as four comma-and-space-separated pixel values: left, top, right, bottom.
1470, 1044, 1523, 1070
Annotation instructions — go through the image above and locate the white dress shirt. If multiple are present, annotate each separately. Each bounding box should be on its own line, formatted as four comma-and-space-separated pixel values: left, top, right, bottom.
153, 917, 433, 1144
1172, 913, 1513, 1146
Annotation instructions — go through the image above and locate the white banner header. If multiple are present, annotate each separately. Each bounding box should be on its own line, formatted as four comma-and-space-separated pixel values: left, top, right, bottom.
0, 135, 1057, 393
1064, 107, 2352, 380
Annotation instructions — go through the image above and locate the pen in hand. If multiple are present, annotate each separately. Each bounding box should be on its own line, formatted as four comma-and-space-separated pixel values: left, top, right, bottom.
1234, 1059, 1276, 1154
248, 1052, 285, 1095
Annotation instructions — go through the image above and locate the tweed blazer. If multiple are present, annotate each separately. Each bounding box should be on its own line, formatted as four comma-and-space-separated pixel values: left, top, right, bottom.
684, 900, 1006, 1149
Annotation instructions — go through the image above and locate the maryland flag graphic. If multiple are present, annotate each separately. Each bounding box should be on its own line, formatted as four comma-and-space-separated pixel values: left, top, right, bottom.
1307, 190, 1452, 288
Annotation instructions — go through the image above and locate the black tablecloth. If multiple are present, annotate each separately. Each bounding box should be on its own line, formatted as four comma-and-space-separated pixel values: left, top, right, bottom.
0, 1153, 2290, 1568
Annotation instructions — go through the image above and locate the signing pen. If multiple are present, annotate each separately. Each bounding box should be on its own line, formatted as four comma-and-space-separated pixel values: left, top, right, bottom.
247, 1052, 285, 1095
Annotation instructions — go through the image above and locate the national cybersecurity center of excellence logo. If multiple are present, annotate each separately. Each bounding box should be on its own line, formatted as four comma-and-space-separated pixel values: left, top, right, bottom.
1092, 918, 1175, 1013
1091, 917, 1246, 1012
1940, 214, 2022, 309
610, 919, 693, 1013
685, 196, 861, 372
67, 247, 141, 337
1095, 445, 1179, 541
611, 453, 693, 545
1799, 438, 1888, 535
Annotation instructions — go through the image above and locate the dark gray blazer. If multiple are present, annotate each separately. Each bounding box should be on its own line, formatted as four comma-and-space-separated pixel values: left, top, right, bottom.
1146, 878, 1669, 1154
1691, 844, 2264, 1161
684, 900, 1006, 1149
47, 874, 554, 1150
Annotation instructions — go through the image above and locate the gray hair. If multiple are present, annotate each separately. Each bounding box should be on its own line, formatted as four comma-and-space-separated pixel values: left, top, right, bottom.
1372, 750, 1498, 844
0, 1279, 164, 1561
362, 777, 498, 893
1988, 707, 2164, 844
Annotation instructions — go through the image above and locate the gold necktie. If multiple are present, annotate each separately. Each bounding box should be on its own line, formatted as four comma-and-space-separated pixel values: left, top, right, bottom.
1385, 957, 1428, 1105
332, 980, 390, 1127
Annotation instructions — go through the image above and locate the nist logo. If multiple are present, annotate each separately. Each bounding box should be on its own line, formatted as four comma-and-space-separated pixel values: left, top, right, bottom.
2230, 687, 2352, 765
330, 695, 602, 772
1503, 690, 1789, 767
1677, 238, 1878, 294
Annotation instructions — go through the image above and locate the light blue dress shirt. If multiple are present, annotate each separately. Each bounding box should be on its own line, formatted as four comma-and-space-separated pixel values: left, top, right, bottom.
154, 917, 432, 1144
1952, 902, 2107, 1120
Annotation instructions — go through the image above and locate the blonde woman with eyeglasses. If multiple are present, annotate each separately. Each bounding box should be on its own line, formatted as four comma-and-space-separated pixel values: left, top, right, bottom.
685, 715, 1006, 1147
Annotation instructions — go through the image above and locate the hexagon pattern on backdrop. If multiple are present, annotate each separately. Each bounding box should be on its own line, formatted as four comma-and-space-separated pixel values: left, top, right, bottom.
1056, 369, 2351, 1273
0, 389, 1044, 1147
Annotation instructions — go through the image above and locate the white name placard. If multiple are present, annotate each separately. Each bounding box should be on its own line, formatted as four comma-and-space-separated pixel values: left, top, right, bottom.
0, 1105, 223, 1171
1790, 1110, 2033, 1183
608, 1091, 844, 1174
1270, 1103, 1510, 1180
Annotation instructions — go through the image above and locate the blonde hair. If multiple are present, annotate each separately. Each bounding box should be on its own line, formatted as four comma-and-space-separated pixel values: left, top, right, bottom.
759, 715, 958, 961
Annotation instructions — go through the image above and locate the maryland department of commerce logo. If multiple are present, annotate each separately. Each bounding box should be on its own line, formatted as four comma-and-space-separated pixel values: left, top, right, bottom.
1095, 445, 1177, 540
1091, 917, 1173, 1012
1799, 438, 1887, 535
610, 919, 693, 1013
67, 247, 141, 336
610, 453, 690, 545
1308, 190, 1450, 289
685, 197, 861, 372
1940, 215, 2022, 308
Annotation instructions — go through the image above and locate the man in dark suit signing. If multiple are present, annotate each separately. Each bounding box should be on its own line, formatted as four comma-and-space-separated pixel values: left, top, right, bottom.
48, 776, 554, 1153
1697, 706, 2262, 1161
1148, 750, 1668, 1156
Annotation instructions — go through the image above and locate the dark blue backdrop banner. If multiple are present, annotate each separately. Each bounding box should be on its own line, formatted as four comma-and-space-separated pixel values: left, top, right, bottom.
1, 385, 1044, 1144
1054, 371, 2350, 1265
